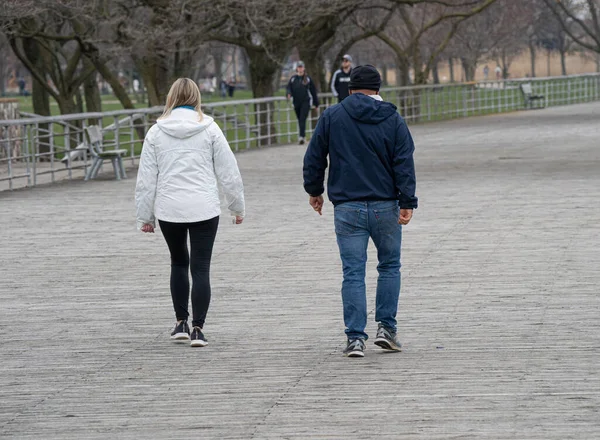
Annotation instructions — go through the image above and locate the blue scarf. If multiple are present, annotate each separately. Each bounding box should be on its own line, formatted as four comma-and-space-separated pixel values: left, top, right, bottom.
174, 105, 195, 110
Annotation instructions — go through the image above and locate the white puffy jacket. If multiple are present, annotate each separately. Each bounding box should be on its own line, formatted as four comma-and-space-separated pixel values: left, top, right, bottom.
135, 108, 245, 229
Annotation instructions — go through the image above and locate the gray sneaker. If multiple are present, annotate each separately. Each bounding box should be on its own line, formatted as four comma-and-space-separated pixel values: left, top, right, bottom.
374, 324, 402, 351
343, 338, 365, 357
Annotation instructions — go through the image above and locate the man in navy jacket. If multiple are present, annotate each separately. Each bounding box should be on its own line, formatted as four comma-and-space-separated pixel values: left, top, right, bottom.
303, 65, 417, 358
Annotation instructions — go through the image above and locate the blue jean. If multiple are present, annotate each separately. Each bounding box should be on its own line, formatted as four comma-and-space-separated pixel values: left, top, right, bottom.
334, 201, 402, 340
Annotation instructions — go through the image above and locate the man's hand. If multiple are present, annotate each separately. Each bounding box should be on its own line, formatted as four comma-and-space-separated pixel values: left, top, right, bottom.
309, 195, 324, 215
398, 209, 413, 225
287, 94, 291, 100
141, 223, 155, 233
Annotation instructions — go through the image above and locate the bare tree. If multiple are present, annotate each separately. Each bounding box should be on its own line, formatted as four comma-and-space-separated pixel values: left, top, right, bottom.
376, 0, 499, 86
542, 0, 600, 55
450, 0, 532, 81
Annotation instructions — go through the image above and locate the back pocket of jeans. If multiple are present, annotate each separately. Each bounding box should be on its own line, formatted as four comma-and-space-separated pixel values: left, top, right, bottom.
334, 208, 361, 235
375, 206, 400, 236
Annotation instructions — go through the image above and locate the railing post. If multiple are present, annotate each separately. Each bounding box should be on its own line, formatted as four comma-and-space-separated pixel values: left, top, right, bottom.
65, 125, 72, 180
129, 117, 135, 162
233, 104, 239, 152
115, 116, 120, 151
33, 123, 38, 186
245, 104, 251, 149
25, 125, 32, 187
267, 101, 272, 146
49, 123, 55, 183
286, 100, 291, 144
5, 132, 13, 190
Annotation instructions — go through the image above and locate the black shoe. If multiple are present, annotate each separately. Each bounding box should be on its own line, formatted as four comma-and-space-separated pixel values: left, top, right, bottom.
343, 338, 365, 357
171, 320, 190, 341
298, 137, 305, 145
374, 324, 402, 351
190, 327, 208, 347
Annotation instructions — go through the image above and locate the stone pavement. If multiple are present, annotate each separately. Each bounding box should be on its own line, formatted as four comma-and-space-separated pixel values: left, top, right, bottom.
1, 102, 599, 439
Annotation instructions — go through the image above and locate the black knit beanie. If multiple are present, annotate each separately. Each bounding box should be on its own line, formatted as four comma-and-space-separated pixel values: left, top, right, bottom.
348, 65, 382, 91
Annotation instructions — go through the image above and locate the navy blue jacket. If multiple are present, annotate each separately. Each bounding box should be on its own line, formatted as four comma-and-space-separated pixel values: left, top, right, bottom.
303, 93, 418, 209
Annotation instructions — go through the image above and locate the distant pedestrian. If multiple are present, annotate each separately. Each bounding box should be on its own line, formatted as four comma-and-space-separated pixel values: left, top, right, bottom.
495, 65, 502, 80
18, 77, 26, 96
483, 65, 489, 81
286, 61, 319, 145
135, 78, 245, 347
331, 54, 353, 102
227, 76, 236, 98
303, 65, 418, 358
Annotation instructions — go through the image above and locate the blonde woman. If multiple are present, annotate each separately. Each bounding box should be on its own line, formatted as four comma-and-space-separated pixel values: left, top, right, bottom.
135, 78, 245, 347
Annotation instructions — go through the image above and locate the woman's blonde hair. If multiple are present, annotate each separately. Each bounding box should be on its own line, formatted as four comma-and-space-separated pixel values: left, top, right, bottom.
159, 78, 203, 120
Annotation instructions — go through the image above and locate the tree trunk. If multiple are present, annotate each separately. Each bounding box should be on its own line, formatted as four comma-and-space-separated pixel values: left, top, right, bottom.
529, 42, 536, 77
461, 58, 476, 82
75, 89, 84, 114
397, 60, 411, 87
560, 49, 567, 76
31, 69, 51, 155
174, 41, 194, 79
56, 96, 79, 116
0, 60, 5, 96
84, 71, 102, 125
212, 49, 224, 85
432, 62, 440, 84
501, 51, 509, 79
31, 74, 50, 117
298, 48, 325, 93
20, 37, 51, 153
297, 17, 338, 93
81, 70, 102, 145
448, 58, 455, 83
82, 46, 136, 111
135, 54, 170, 107
247, 49, 279, 145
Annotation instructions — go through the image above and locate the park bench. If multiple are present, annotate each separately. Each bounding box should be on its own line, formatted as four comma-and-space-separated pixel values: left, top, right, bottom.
520, 83, 545, 109
83, 125, 128, 181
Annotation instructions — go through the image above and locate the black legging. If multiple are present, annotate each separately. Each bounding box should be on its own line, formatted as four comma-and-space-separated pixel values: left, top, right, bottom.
159, 217, 219, 328
294, 100, 310, 138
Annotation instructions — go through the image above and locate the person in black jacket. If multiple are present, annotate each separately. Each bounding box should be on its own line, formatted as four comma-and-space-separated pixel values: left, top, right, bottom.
330, 54, 353, 102
286, 61, 319, 145
303, 65, 417, 358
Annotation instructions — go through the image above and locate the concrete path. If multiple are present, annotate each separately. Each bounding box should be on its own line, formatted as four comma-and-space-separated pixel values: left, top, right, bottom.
1, 102, 599, 439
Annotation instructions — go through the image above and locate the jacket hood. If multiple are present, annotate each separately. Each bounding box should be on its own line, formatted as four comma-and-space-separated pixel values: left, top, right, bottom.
341, 93, 397, 124
156, 108, 214, 139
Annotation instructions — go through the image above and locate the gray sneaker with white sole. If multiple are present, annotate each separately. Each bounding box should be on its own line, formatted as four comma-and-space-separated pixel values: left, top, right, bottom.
374, 324, 402, 351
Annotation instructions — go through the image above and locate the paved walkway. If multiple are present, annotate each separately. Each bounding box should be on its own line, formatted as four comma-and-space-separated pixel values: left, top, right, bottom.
1, 103, 599, 439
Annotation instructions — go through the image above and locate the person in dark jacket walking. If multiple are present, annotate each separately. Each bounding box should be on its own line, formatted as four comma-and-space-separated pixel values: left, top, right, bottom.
286, 61, 319, 145
303, 65, 417, 358
330, 54, 353, 102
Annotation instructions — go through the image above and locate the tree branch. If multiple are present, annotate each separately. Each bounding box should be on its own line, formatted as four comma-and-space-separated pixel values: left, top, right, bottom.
8, 37, 60, 102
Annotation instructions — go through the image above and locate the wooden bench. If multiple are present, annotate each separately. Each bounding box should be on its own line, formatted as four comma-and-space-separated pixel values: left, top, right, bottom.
83, 125, 128, 181
520, 83, 545, 109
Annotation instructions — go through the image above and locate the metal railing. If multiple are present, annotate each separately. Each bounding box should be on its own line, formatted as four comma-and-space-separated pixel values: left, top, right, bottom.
1, 73, 599, 191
